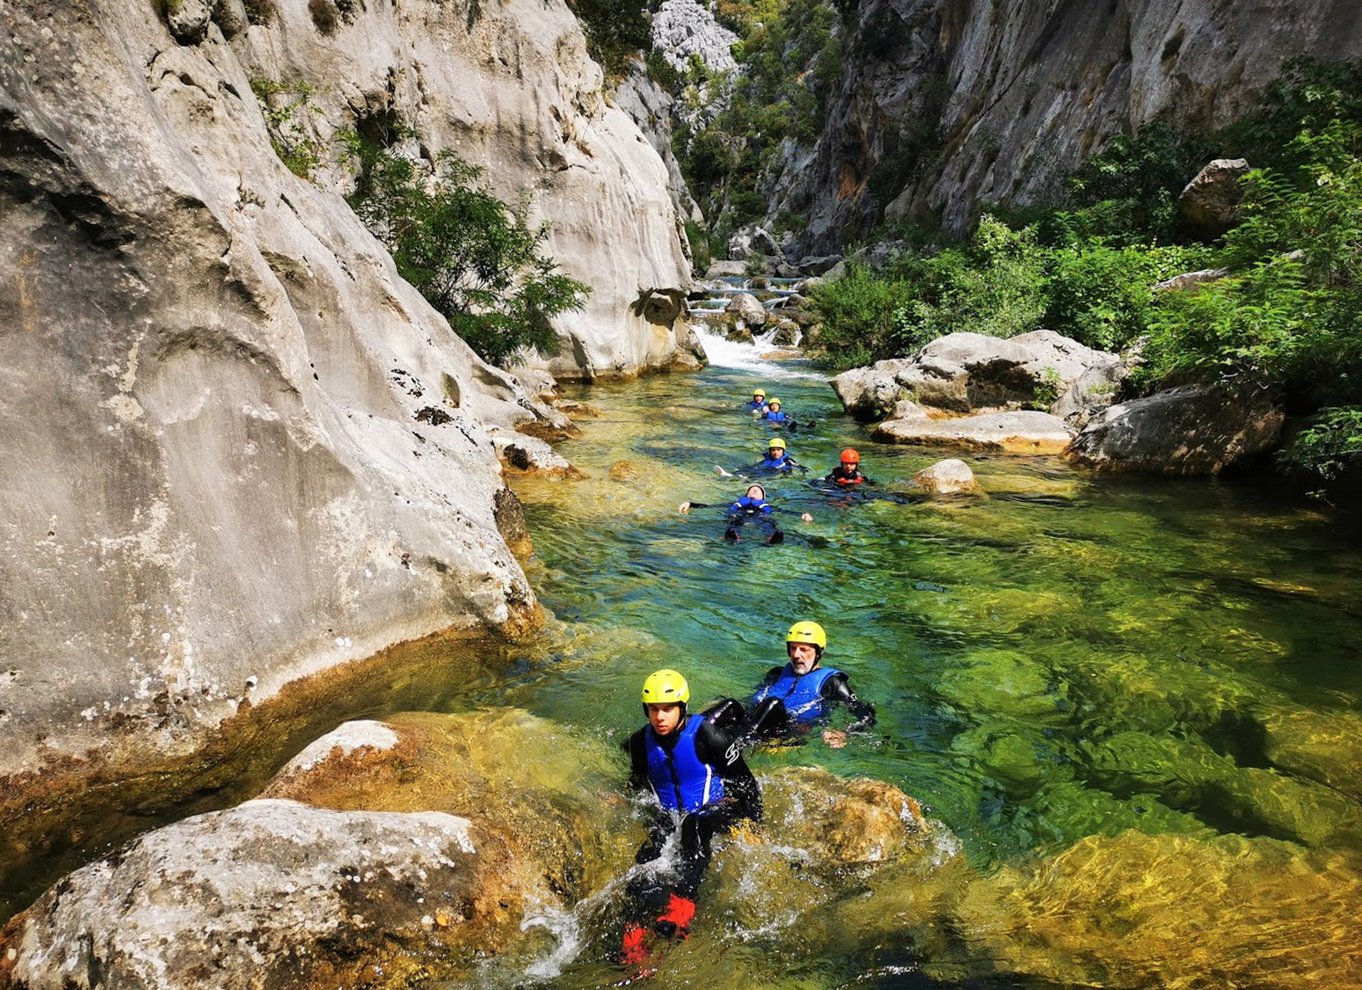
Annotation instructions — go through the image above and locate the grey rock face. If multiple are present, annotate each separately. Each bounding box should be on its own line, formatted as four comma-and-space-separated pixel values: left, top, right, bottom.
614, 64, 704, 227
0, 0, 688, 778
780, 0, 1362, 249
1067, 383, 1285, 475
3, 800, 489, 989
1178, 158, 1250, 238
652, 0, 740, 76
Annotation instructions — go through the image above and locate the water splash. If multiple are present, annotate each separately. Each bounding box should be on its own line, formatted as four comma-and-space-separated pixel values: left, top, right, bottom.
692, 324, 823, 380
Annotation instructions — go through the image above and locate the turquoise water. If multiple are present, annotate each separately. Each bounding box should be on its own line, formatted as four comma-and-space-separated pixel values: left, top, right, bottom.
497, 351, 1362, 987
6, 350, 1360, 987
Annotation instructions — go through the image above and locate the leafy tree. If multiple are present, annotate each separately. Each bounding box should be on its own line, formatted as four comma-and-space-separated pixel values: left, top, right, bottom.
347, 140, 590, 368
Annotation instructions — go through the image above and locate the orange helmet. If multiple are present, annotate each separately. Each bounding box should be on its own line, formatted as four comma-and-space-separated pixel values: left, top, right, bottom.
840, 448, 860, 465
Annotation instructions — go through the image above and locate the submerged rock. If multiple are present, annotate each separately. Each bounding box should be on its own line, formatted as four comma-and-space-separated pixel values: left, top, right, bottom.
1066, 383, 1284, 474
876, 411, 1074, 455
949, 830, 1362, 989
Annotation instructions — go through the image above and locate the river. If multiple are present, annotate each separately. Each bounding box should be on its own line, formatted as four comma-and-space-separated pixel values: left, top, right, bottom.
5, 335, 1361, 988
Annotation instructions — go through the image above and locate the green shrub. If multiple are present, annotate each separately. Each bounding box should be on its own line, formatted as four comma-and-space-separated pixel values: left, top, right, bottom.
250, 78, 325, 179
569, 0, 649, 80
243, 0, 275, 24
807, 264, 909, 369
347, 139, 591, 368
1278, 406, 1362, 479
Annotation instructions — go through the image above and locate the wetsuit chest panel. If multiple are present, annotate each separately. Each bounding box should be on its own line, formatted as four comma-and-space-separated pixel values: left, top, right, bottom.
760, 454, 791, 470
752, 665, 842, 722
731, 496, 772, 515
645, 718, 724, 812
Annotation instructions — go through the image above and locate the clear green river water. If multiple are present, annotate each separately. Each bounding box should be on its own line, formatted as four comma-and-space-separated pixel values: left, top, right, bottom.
490, 341, 1362, 988
6, 341, 1361, 988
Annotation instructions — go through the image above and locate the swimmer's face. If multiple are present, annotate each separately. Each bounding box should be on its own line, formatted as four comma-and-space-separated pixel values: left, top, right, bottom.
746, 485, 765, 500
787, 642, 819, 675
645, 702, 684, 736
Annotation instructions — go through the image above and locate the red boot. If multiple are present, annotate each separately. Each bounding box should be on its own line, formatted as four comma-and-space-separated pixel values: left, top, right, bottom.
620, 923, 651, 966
654, 893, 696, 939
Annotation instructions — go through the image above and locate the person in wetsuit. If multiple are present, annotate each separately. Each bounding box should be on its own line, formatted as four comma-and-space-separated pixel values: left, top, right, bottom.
621, 669, 762, 966
746, 388, 770, 414
747, 621, 876, 749
678, 483, 812, 543
763, 397, 789, 426
825, 447, 874, 487
752, 436, 803, 474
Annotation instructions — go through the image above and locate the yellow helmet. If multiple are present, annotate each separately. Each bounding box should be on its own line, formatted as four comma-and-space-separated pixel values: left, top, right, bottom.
768, 436, 787, 451
641, 669, 690, 705
768, 397, 781, 408
786, 621, 827, 649
753, 388, 766, 398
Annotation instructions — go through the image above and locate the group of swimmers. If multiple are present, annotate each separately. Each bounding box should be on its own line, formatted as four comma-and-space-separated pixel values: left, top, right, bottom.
620, 620, 877, 970
617, 384, 882, 973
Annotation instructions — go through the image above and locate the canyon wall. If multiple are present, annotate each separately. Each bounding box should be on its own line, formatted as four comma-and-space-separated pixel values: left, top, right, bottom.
0, 0, 689, 780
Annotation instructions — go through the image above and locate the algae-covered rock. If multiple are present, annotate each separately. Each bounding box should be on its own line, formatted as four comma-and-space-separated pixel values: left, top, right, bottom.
935, 650, 1065, 722
263, 710, 637, 899
947, 830, 1362, 989
759, 766, 931, 865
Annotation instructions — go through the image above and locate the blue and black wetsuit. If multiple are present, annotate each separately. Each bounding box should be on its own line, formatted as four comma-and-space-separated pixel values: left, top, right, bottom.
747, 663, 876, 739
753, 452, 798, 473
624, 713, 761, 912
747, 399, 769, 413
764, 409, 789, 425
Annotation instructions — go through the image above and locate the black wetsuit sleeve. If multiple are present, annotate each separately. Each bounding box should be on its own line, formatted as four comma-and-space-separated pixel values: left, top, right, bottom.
626, 728, 650, 791
695, 719, 762, 822
821, 673, 877, 731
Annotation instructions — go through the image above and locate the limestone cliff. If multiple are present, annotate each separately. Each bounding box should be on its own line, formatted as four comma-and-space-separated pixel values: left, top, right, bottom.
0, 0, 687, 780
775, 0, 1362, 248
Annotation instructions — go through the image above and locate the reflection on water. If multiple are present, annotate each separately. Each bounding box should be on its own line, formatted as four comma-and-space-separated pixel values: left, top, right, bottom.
503, 357, 1362, 988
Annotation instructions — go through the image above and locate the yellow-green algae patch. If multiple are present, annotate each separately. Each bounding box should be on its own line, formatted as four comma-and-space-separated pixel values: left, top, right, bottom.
949, 830, 1362, 988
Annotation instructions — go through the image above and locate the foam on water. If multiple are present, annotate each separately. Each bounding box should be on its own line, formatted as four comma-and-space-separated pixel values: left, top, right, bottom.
692, 324, 823, 380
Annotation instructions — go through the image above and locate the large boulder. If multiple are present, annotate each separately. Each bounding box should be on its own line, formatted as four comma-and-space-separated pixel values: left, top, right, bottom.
899, 331, 1119, 413
830, 332, 1119, 421
914, 458, 981, 495
830, 359, 917, 420
1066, 383, 1285, 475
726, 291, 769, 328
0, 799, 513, 990
1178, 158, 1251, 239
875, 411, 1075, 454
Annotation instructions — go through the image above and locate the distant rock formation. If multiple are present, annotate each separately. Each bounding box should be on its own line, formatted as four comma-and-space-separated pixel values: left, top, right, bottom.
771, 0, 1362, 250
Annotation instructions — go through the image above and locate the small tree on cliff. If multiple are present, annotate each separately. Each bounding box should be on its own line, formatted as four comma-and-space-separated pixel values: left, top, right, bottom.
348, 139, 590, 368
